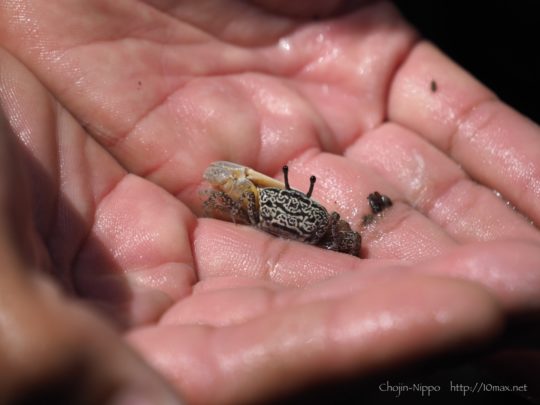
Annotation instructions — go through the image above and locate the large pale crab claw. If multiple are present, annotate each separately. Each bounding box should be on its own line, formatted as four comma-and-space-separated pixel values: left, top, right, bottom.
203, 161, 285, 209
204, 161, 285, 189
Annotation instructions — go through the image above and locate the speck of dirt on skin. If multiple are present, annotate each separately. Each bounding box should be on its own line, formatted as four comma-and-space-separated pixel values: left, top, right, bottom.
362, 214, 375, 226
430, 79, 438, 92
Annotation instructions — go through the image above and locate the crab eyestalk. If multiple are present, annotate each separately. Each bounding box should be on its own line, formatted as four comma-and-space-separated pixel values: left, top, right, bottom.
283, 165, 290, 190
307, 175, 316, 198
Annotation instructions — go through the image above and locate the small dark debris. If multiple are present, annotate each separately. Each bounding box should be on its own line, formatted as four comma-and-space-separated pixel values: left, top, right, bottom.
362, 192, 393, 226
362, 214, 375, 226
368, 191, 393, 214
430, 79, 437, 92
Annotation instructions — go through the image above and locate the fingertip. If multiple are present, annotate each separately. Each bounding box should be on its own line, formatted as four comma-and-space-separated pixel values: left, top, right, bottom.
420, 240, 540, 315
328, 275, 504, 365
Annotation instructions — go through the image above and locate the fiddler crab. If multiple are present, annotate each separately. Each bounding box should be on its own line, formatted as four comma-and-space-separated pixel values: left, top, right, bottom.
201, 161, 392, 257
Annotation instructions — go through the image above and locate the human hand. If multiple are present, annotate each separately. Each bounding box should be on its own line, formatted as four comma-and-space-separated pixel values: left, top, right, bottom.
1, 1, 539, 404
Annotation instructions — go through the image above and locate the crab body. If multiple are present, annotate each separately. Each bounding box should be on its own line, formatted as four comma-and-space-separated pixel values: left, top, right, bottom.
258, 187, 330, 243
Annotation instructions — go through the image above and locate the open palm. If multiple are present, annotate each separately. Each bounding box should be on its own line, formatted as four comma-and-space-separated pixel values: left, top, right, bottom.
1, 1, 539, 403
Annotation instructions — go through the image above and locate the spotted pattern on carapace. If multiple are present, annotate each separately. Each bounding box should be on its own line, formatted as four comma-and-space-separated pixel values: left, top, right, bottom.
258, 188, 329, 243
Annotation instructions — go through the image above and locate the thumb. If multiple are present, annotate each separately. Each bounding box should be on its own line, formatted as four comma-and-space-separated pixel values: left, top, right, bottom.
0, 108, 182, 404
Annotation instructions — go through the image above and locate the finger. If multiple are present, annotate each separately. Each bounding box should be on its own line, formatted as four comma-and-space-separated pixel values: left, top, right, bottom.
128, 276, 501, 405
346, 123, 540, 242
293, 240, 540, 316
0, 46, 125, 279
194, 218, 363, 286
416, 240, 540, 315
194, 213, 448, 289
0, 48, 196, 327
167, 239, 540, 328
0, 271, 181, 404
389, 42, 540, 226
74, 175, 197, 327
0, 171, 181, 404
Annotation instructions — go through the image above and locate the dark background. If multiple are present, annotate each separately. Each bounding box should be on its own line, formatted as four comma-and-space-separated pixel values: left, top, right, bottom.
393, 0, 539, 124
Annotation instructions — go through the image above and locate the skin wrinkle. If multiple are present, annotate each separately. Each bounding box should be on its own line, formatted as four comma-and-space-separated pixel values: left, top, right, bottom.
171, 75, 260, 170
68, 173, 124, 286
43, 2, 212, 50
451, 98, 500, 158
139, 150, 178, 184
366, 202, 439, 244
46, 122, 84, 286
427, 84, 458, 142
377, 38, 416, 130
84, 63, 191, 153
407, 149, 427, 202
105, 77, 184, 152
194, 222, 264, 280
247, 78, 324, 163
491, 146, 539, 207
186, 207, 202, 283
267, 9, 416, 152
426, 177, 477, 228
265, 237, 295, 285
154, 0, 299, 48
54, 36, 279, 166
0, 75, 60, 241
284, 265, 409, 307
